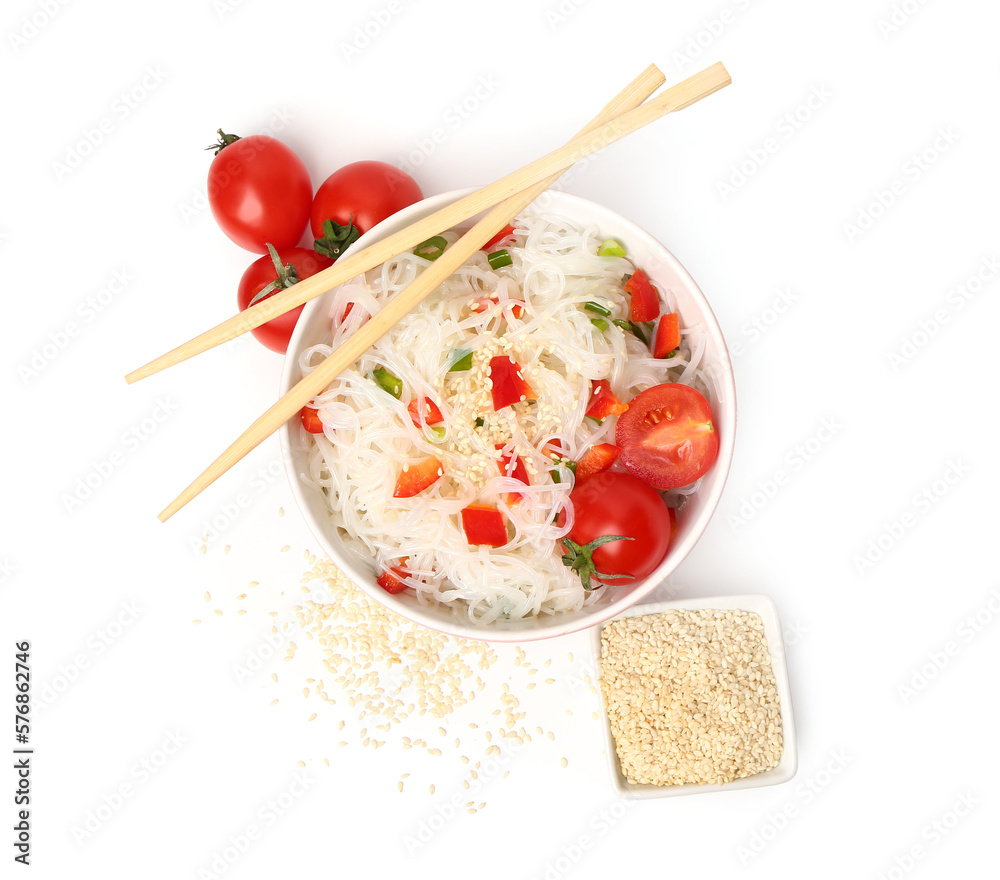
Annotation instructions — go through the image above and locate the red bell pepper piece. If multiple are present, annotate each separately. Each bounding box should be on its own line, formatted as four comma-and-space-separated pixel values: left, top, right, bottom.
484, 224, 516, 250
300, 406, 324, 434
488, 356, 535, 410
460, 504, 509, 546
407, 396, 444, 428
495, 444, 529, 503
574, 443, 620, 483
376, 558, 410, 594
585, 379, 628, 420
393, 456, 443, 498
625, 268, 659, 322
653, 312, 680, 358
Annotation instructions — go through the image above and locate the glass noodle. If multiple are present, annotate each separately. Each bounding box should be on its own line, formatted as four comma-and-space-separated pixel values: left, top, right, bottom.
297, 211, 709, 623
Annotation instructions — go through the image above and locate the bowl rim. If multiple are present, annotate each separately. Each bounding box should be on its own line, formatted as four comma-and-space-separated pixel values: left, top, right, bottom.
589, 593, 798, 798
279, 188, 737, 642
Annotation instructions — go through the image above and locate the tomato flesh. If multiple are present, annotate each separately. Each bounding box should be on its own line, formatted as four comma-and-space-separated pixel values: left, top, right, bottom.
625, 268, 659, 322
653, 312, 680, 358
575, 443, 620, 483
301, 406, 324, 433
208, 135, 312, 254
488, 356, 535, 410
558, 472, 671, 586
407, 397, 444, 428
461, 504, 509, 546
615, 383, 719, 489
393, 456, 443, 498
236, 247, 332, 354
310, 161, 422, 239
585, 379, 628, 420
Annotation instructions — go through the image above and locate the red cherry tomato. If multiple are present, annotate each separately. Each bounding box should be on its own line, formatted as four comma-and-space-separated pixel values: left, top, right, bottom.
236, 247, 332, 354
207, 131, 312, 253
393, 456, 443, 498
558, 471, 671, 587
309, 161, 422, 241
615, 383, 719, 489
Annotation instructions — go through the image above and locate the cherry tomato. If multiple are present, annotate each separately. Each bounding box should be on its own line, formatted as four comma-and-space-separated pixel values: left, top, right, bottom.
309, 161, 422, 242
236, 247, 332, 354
558, 471, 671, 587
488, 356, 535, 410
393, 456, 443, 498
207, 131, 312, 253
615, 383, 719, 489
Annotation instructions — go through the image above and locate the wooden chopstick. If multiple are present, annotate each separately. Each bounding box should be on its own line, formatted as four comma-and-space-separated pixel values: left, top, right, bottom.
157, 62, 730, 521
127, 61, 730, 386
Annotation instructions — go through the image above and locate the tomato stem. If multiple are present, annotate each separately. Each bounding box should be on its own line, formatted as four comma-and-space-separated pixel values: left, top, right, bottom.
314, 216, 361, 261
205, 128, 242, 156
560, 535, 635, 590
248, 244, 300, 307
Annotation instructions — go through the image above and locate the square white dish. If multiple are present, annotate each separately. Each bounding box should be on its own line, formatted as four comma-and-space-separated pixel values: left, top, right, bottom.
590, 593, 797, 799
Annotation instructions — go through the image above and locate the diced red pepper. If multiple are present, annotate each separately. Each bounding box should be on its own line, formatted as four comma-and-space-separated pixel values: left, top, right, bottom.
574, 443, 620, 483
653, 312, 681, 358
484, 224, 516, 250
393, 456, 443, 498
488, 356, 535, 410
585, 379, 628, 420
541, 437, 566, 460
495, 443, 530, 503
625, 268, 660, 322
407, 396, 444, 428
460, 504, 509, 546
301, 406, 324, 434
376, 557, 410, 594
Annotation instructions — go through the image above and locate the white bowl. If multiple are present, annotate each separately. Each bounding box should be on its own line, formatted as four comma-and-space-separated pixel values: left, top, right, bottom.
590, 594, 797, 798
280, 188, 736, 642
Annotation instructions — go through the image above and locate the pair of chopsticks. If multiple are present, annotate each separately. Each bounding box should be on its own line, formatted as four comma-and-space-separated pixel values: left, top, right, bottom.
132, 61, 731, 521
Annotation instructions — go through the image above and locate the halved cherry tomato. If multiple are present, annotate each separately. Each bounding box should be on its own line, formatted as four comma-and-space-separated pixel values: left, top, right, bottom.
301, 406, 324, 434
460, 504, 509, 546
585, 379, 628, 420
575, 443, 620, 483
495, 444, 529, 503
393, 456, 443, 498
484, 224, 516, 250
615, 383, 719, 489
377, 558, 410, 594
407, 397, 444, 428
625, 268, 659, 322
488, 356, 535, 410
653, 312, 680, 358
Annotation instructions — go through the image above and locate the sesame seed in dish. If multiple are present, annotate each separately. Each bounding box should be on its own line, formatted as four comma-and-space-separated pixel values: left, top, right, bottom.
600, 609, 782, 786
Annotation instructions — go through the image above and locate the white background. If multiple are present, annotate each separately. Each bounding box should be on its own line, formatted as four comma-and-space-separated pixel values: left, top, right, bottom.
3, 0, 998, 876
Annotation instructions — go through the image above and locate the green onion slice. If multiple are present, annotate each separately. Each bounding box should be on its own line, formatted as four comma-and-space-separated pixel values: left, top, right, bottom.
373, 366, 402, 399
414, 236, 448, 261
448, 350, 473, 372
487, 249, 513, 269
584, 301, 611, 316
597, 239, 627, 257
